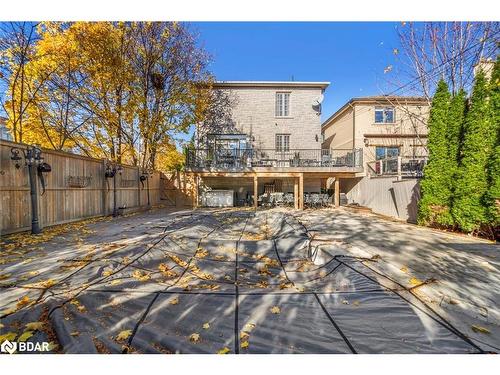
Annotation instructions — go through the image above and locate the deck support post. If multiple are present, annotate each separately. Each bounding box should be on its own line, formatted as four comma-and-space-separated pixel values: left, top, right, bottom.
253, 174, 258, 209
294, 177, 299, 209
193, 174, 199, 208
299, 173, 304, 210
334, 178, 340, 207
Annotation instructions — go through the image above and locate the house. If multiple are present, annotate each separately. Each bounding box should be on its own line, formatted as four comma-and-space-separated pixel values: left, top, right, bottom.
321, 96, 430, 221
0, 116, 12, 141
186, 81, 364, 209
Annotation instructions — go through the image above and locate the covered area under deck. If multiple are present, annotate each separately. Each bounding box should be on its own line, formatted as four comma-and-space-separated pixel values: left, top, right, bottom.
191, 171, 363, 210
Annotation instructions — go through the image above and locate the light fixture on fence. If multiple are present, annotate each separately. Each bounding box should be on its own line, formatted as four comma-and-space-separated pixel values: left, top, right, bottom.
10, 147, 23, 169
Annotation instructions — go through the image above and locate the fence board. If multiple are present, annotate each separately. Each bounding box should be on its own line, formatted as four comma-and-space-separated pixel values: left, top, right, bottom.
0, 139, 180, 235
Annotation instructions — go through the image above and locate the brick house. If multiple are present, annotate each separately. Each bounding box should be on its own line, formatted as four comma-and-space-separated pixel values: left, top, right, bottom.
186, 81, 364, 209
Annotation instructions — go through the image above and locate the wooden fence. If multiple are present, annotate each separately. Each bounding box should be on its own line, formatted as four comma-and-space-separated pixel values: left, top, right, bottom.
0, 139, 193, 235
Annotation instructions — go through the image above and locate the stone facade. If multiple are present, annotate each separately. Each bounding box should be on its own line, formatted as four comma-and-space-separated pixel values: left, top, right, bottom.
209, 82, 328, 150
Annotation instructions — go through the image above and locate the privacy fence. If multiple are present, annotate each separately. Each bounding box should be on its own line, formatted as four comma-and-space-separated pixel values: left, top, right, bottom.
0, 139, 194, 235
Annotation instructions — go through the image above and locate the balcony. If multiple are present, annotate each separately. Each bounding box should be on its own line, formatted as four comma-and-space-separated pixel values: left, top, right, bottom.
367, 156, 427, 179
185, 148, 364, 173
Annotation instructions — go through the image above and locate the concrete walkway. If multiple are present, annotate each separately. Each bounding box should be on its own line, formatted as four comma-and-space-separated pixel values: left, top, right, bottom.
0, 207, 497, 353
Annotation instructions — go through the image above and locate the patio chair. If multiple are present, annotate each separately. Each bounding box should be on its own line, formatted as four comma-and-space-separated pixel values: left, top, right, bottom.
310, 193, 321, 208
284, 193, 294, 206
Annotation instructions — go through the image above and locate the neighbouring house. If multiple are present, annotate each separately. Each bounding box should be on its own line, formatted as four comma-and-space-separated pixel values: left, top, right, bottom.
321, 96, 430, 221
186, 81, 364, 209
0, 116, 12, 141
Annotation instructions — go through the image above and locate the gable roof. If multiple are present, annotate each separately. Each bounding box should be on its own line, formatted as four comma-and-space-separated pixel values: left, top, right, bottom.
322, 96, 429, 131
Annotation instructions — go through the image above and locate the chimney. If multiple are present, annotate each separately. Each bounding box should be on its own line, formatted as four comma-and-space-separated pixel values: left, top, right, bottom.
473, 58, 495, 79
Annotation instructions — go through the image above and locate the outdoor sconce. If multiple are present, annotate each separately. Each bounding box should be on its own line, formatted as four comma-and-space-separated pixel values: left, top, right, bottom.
105, 162, 123, 178
10, 147, 23, 169
315, 134, 319, 142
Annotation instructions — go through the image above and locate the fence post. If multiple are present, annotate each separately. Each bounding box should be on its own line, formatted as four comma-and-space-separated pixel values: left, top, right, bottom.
102, 159, 108, 216
137, 166, 141, 207
397, 156, 402, 181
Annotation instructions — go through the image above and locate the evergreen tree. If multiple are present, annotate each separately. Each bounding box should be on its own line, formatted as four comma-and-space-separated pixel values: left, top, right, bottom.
452, 71, 495, 233
447, 89, 467, 165
418, 80, 453, 226
486, 59, 500, 229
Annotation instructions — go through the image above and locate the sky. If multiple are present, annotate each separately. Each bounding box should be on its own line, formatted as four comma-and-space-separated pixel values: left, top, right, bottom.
191, 22, 402, 123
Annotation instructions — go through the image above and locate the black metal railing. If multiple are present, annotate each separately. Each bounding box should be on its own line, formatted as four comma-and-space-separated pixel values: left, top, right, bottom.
186, 148, 363, 170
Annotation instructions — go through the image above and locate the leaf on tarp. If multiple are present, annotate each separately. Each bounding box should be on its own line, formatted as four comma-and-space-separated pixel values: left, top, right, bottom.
0, 332, 17, 342
241, 341, 249, 349
270, 306, 281, 314
409, 277, 422, 286
25, 321, 45, 331
244, 323, 256, 332
170, 297, 179, 305
202, 323, 210, 330
189, 333, 200, 343
217, 347, 231, 354
17, 295, 31, 308
116, 329, 132, 341
471, 325, 490, 334
18, 330, 34, 342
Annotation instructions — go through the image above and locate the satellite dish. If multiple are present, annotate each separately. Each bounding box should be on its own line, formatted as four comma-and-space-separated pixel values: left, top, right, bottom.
314, 93, 324, 105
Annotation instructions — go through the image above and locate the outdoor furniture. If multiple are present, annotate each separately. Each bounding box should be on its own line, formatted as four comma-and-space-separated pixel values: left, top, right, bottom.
284, 193, 294, 206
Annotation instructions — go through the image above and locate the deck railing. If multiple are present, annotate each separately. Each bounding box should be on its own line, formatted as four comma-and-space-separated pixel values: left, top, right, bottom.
186, 148, 363, 170
367, 156, 427, 179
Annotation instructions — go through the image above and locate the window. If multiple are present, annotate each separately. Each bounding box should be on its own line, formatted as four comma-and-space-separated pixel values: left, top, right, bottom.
275, 134, 290, 152
374, 107, 395, 123
275, 92, 290, 117
376, 146, 399, 160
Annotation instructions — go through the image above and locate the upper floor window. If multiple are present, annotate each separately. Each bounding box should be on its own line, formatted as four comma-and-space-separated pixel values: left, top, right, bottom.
374, 107, 395, 124
275, 92, 290, 117
275, 134, 290, 152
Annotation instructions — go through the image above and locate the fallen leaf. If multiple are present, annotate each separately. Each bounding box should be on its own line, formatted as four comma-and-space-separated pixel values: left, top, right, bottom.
270, 306, 281, 314
110, 279, 122, 285
342, 300, 349, 305
116, 330, 132, 341
217, 347, 231, 354
409, 277, 423, 286
70, 331, 80, 337
170, 297, 179, 305
241, 341, 249, 349
0, 332, 17, 342
400, 266, 408, 273
202, 323, 210, 330
471, 325, 490, 334
189, 333, 200, 343
244, 323, 256, 332
353, 301, 360, 307
240, 331, 250, 340
25, 321, 45, 331
18, 330, 34, 342
17, 295, 31, 308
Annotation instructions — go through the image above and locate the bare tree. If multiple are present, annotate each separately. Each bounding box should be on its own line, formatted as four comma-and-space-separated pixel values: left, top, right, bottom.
195, 87, 237, 146
387, 22, 499, 98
